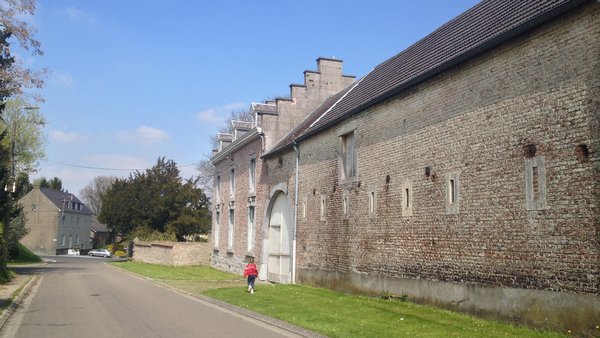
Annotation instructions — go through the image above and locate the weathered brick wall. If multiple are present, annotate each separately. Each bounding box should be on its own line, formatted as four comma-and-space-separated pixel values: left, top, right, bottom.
296, 3, 599, 333
211, 138, 268, 274
133, 241, 211, 266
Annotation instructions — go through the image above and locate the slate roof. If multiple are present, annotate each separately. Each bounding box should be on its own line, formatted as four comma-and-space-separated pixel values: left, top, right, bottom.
39, 187, 93, 215
296, 0, 587, 141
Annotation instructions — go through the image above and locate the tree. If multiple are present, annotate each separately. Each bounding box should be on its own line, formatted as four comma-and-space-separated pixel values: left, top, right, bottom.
99, 158, 210, 241
0, 98, 46, 174
0, 0, 46, 278
196, 158, 214, 198
209, 108, 254, 150
80, 176, 116, 215
34, 176, 63, 191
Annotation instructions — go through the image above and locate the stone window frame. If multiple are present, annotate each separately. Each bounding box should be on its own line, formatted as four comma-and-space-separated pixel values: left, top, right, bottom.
338, 121, 358, 184
525, 156, 547, 211
445, 172, 460, 215
320, 194, 327, 222
302, 196, 307, 219
247, 199, 256, 253
248, 155, 257, 196
227, 205, 235, 252
342, 191, 350, 219
215, 174, 221, 203
401, 180, 413, 217
368, 188, 377, 219
214, 206, 221, 248
229, 167, 235, 199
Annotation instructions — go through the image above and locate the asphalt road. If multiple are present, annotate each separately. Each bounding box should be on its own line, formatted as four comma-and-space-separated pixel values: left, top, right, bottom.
1, 256, 303, 338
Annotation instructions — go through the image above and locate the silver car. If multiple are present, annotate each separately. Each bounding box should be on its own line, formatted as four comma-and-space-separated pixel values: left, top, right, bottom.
88, 249, 112, 258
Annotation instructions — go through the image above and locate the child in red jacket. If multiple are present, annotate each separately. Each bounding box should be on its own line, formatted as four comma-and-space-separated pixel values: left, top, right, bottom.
243, 258, 258, 294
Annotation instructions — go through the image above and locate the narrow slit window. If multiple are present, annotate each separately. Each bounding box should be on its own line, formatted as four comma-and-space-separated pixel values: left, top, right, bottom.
445, 173, 460, 214
531, 166, 539, 201
247, 206, 255, 252
449, 179, 455, 204
343, 195, 348, 215
320, 195, 326, 221
405, 188, 410, 208
369, 191, 375, 214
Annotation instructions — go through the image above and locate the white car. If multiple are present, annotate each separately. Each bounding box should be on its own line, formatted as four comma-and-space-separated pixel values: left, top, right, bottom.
88, 249, 112, 258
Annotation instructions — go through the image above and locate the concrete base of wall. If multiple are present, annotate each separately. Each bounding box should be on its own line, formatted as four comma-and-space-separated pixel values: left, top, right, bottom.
298, 268, 600, 336
211, 250, 245, 276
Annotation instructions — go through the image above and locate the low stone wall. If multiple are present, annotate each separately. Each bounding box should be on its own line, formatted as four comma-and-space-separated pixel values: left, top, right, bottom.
133, 241, 211, 266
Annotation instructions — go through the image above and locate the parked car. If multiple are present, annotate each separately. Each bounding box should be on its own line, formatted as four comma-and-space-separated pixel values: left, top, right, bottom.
88, 249, 112, 258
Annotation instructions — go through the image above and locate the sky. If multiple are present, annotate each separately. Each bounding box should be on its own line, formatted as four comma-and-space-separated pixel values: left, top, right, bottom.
19, 0, 480, 197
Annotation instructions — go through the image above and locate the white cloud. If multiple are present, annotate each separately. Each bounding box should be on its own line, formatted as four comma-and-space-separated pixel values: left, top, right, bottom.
116, 125, 169, 146
52, 71, 75, 88
66, 6, 95, 25
49, 130, 85, 143
196, 102, 247, 125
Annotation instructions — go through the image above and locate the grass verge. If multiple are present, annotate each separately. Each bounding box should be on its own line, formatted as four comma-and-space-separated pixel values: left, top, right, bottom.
112, 262, 567, 337
204, 284, 566, 338
111, 261, 246, 293
8, 245, 42, 265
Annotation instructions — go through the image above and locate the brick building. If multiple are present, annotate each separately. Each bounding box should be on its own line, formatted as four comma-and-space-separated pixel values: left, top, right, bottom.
263, 0, 599, 334
210, 58, 354, 280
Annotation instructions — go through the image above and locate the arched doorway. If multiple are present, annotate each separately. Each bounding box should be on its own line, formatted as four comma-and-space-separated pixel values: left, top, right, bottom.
265, 191, 293, 283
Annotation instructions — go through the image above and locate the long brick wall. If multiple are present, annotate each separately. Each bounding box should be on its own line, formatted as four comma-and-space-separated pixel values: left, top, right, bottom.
295, 3, 599, 334
133, 241, 212, 266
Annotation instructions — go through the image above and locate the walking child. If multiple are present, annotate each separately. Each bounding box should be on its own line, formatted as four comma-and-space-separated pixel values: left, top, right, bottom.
243, 258, 258, 294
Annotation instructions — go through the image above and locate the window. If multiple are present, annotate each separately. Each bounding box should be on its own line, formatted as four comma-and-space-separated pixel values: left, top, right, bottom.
229, 169, 235, 197
368, 190, 376, 216
76, 234, 80, 245
61, 235, 65, 246
302, 199, 307, 219
446, 173, 459, 214
228, 209, 234, 250
214, 210, 220, 247
525, 157, 547, 210
320, 195, 326, 221
215, 175, 221, 201
340, 131, 357, 180
342, 194, 349, 216
247, 206, 255, 252
401, 181, 413, 217
248, 158, 256, 193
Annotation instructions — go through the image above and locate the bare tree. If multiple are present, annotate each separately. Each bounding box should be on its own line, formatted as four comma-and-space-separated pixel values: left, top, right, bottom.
209, 108, 254, 150
0, 0, 47, 101
196, 158, 214, 198
80, 176, 116, 215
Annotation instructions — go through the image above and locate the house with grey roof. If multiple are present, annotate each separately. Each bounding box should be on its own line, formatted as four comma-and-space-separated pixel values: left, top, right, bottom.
19, 185, 97, 255
260, 0, 598, 334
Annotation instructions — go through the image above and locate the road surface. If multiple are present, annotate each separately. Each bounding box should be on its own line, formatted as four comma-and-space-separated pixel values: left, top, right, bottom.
1, 256, 304, 338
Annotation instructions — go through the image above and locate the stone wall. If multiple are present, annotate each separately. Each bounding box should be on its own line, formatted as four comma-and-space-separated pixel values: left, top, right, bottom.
133, 241, 212, 266
296, 3, 599, 335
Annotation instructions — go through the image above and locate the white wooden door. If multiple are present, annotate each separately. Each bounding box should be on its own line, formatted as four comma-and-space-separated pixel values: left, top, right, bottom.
267, 193, 292, 283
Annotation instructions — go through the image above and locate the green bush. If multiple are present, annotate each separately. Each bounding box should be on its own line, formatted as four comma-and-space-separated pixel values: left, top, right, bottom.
106, 243, 124, 253
114, 250, 127, 257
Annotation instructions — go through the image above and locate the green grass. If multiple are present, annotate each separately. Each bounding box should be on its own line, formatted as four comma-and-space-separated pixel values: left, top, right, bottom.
111, 261, 241, 281
8, 245, 42, 265
204, 284, 567, 338
113, 262, 566, 337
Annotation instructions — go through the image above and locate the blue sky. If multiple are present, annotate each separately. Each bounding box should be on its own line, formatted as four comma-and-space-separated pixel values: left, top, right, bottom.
24, 0, 479, 196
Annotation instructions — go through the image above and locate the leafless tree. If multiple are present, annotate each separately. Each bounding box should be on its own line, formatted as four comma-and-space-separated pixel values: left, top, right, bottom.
79, 176, 116, 215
